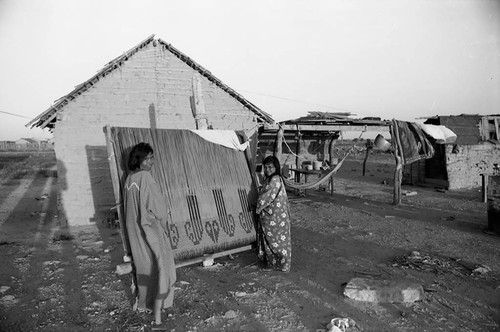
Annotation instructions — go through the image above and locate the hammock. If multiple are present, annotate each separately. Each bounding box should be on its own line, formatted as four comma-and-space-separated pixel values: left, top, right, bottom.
283, 147, 354, 190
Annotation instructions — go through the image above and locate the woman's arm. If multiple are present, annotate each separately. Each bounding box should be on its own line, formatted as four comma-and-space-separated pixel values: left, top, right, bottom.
141, 172, 168, 221
256, 176, 282, 214
140, 172, 168, 245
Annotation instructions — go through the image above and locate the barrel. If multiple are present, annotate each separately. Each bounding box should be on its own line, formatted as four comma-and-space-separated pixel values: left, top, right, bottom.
487, 175, 500, 234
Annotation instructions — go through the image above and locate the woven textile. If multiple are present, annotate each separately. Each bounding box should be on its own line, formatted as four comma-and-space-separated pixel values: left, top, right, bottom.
392, 120, 435, 165
108, 127, 257, 262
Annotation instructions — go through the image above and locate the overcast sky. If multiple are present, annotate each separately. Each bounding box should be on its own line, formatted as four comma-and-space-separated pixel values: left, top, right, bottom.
0, 0, 499, 140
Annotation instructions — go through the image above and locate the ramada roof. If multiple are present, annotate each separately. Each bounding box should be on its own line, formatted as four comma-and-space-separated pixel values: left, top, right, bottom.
27, 35, 274, 130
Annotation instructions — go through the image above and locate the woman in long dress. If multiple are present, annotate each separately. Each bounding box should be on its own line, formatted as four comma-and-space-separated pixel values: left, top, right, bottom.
123, 142, 176, 325
256, 156, 292, 272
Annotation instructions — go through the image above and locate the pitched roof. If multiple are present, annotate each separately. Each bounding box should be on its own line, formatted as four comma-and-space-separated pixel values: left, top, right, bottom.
282, 111, 390, 126
27, 35, 274, 130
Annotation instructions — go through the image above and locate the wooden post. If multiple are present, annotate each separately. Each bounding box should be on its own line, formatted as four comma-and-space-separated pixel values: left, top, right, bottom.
275, 126, 284, 161
390, 122, 402, 205
393, 153, 402, 205
328, 133, 339, 196
293, 126, 302, 195
295, 126, 301, 171
362, 139, 373, 176
175, 245, 253, 268
328, 133, 339, 166
482, 174, 488, 203
495, 118, 499, 140
103, 125, 131, 255
192, 73, 208, 130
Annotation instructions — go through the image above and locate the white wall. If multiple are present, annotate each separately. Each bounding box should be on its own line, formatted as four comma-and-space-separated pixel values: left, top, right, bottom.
54, 42, 260, 225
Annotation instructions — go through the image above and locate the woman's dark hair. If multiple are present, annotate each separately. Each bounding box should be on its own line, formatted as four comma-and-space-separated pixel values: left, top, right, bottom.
262, 155, 281, 178
128, 142, 154, 171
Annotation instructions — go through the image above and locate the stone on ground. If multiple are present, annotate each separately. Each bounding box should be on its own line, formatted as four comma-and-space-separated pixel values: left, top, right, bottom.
343, 277, 424, 303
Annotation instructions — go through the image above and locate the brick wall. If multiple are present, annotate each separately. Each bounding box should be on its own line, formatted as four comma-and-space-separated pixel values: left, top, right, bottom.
446, 144, 500, 189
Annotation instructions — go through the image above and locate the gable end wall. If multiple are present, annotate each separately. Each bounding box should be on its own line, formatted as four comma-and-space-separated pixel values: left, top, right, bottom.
54, 43, 260, 225
446, 144, 500, 189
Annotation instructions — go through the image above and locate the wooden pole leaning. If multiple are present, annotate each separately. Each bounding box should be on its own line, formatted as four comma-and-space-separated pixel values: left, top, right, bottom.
103, 125, 131, 259
295, 125, 301, 171
390, 120, 402, 205
362, 144, 373, 177
328, 133, 339, 196
192, 73, 208, 130
275, 126, 284, 161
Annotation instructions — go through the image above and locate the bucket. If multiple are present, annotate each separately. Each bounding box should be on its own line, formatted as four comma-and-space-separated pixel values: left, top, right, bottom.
313, 161, 322, 170
487, 175, 500, 234
304, 165, 313, 171
374, 134, 391, 151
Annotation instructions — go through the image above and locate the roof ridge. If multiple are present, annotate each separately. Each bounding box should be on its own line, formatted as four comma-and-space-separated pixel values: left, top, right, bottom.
27, 35, 156, 129
27, 35, 273, 129
157, 38, 273, 123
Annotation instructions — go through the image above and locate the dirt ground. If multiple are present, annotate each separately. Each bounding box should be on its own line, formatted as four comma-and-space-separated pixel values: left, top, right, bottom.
0, 150, 499, 332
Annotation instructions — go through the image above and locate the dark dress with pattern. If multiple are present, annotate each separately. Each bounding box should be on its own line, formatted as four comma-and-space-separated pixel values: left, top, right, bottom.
256, 175, 292, 272
124, 170, 176, 312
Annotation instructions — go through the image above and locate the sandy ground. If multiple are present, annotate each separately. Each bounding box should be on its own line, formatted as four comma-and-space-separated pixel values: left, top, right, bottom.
0, 151, 499, 332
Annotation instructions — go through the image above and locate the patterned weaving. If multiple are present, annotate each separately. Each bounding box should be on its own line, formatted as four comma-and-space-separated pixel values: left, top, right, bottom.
107, 127, 257, 262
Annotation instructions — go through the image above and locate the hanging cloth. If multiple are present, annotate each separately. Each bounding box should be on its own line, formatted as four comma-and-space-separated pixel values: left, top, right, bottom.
392, 120, 434, 165
189, 130, 249, 151
415, 123, 457, 144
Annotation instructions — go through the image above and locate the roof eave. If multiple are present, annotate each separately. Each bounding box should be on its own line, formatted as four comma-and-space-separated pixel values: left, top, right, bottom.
27, 34, 156, 130
28, 35, 274, 129
157, 38, 274, 124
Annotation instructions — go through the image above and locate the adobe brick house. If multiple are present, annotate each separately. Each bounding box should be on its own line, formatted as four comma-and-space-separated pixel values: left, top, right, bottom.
403, 114, 500, 189
28, 35, 273, 226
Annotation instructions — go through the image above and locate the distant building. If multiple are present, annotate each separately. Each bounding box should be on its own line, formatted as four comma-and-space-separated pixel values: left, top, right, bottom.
404, 114, 500, 189
15, 138, 41, 149
0, 141, 16, 150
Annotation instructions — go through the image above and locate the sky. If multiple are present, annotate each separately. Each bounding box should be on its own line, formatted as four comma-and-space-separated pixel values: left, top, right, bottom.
0, 0, 499, 141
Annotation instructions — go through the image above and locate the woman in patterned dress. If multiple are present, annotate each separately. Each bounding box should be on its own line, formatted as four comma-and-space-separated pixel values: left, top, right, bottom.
124, 142, 176, 326
256, 156, 292, 272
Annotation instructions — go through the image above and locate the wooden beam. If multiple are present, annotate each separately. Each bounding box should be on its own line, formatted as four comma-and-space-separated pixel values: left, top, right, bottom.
295, 126, 301, 170
479, 117, 488, 140
39, 111, 59, 129
328, 134, 339, 196
482, 173, 489, 203
495, 118, 499, 140
175, 245, 253, 268
192, 73, 208, 130
362, 145, 373, 176
275, 126, 284, 160
391, 121, 403, 205
264, 123, 389, 132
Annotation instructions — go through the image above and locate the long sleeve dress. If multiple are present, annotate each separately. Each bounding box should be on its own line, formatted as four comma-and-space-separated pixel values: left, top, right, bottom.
124, 170, 176, 312
256, 175, 292, 272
